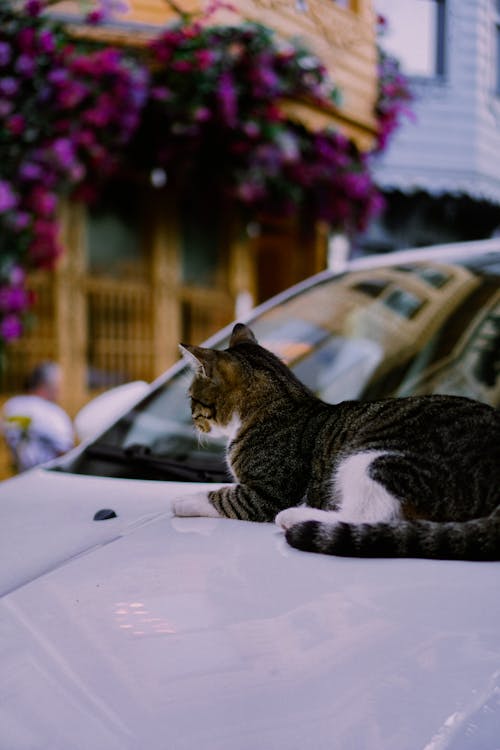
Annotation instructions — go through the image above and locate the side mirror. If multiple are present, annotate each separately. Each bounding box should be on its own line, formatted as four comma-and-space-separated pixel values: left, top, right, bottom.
75, 381, 149, 442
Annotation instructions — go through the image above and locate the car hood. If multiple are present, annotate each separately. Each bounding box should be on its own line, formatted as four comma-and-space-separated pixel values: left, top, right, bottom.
0, 468, 203, 597
1, 476, 500, 750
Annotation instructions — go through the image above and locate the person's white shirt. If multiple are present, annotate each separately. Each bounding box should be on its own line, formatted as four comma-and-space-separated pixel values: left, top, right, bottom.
3, 394, 74, 472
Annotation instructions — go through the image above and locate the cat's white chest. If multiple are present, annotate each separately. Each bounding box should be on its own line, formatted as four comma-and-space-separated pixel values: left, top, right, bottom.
209, 414, 241, 442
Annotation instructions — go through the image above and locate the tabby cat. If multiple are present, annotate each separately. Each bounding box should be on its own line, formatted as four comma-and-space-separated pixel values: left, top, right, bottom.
174, 323, 500, 560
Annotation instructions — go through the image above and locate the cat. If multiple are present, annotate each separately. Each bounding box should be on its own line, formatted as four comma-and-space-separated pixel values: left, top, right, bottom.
173, 323, 500, 560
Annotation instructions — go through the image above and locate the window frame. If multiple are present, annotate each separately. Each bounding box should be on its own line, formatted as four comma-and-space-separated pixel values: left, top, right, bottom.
495, 0, 500, 96
377, 0, 447, 80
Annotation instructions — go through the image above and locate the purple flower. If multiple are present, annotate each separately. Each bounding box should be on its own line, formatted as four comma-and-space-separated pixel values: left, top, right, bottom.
51, 138, 76, 169
343, 172, 373, 200
217, 71, 238, 127
243, 121, 260, 138
0, 43, 12, 67
87, 0, 130, 22
19, 161, 44, 181
0, 314, 23, 342
48, 68, 69, 85
38, 30, 56, 55
24, 0, 43, 16
0, 286, 30, 313
7, 211, 31, 232
0, 181, 17, 213
56, 80, 89, 108
9, 266, 26, 287
15, 53, 36, 78
0, 77, 19, 97
0, 100, 13, 118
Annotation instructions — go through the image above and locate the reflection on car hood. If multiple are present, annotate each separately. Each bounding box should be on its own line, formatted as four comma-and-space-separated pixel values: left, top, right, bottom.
1, 497, 500, 750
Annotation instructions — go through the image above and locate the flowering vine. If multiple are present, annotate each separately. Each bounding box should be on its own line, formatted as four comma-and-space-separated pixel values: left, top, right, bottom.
142, 20, 382, 224
0, 0, 411, 351
0, 0, 148, 346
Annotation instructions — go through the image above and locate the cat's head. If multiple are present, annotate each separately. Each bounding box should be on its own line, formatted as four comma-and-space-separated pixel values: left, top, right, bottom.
180, 323, 310, 438
179, 324, 258, 438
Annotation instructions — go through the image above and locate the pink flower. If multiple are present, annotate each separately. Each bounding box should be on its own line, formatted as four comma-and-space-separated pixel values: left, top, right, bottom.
194, 107, 211, 122
56, 80, 89, 108
86, 9, 105, 25
195, 49, 216, 70
236, 180, 266, 203
151, 86, 172, 101
30, 187, 58, 218
171, 60, 194, 73
6, 114, 26, 136
243, 121, 260, 138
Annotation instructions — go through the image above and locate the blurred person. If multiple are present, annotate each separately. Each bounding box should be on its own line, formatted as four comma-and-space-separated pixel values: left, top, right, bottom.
2, 362, 74, 472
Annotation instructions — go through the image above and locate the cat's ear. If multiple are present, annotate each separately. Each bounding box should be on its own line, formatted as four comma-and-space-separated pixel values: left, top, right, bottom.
229, 323, 257, 347
179, 344, 216, 377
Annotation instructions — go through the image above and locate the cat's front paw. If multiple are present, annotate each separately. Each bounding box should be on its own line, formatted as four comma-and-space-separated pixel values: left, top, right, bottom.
173, 492, 222, 518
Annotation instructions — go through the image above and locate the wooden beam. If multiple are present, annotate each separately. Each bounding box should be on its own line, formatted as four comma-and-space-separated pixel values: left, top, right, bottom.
55, 201, 87, 415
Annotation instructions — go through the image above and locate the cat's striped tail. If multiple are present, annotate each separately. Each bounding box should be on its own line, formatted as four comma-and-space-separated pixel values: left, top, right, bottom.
285, 513, 500, 561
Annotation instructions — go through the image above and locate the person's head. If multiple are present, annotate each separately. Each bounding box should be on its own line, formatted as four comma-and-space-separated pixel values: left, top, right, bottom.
25, 362, 62, 403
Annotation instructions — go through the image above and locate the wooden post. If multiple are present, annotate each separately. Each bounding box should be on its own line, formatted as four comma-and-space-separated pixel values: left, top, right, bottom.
228, 217, 257, 318
54, 200, 87, 416
149, 191, 182, 375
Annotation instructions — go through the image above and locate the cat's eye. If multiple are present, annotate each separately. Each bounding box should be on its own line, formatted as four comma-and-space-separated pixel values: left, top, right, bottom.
190, 396, 214, 411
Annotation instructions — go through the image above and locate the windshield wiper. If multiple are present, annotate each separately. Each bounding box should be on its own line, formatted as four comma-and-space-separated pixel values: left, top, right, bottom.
85, 442, 230, 483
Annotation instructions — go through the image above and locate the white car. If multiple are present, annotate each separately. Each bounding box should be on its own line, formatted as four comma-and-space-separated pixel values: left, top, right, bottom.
1, 241, 500, 750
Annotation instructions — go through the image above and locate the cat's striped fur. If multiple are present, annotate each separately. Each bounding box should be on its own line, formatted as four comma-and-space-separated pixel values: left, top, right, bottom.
175, 323, 500, 560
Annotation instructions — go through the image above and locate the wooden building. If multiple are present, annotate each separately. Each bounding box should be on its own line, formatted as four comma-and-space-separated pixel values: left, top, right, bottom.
0, 0, 378, 476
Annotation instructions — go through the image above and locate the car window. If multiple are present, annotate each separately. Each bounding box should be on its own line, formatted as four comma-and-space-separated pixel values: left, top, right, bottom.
68, 257, 500, 480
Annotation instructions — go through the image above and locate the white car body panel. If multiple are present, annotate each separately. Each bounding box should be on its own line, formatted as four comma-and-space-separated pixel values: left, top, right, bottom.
1, 240, 500, 749
2, 491, 500, 750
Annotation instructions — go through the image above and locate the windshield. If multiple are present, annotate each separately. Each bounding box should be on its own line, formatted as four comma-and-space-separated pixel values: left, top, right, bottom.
68, 256, 500, 480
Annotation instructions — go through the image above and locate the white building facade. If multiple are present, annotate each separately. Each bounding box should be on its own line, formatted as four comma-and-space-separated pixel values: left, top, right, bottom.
363, 0, 500, 252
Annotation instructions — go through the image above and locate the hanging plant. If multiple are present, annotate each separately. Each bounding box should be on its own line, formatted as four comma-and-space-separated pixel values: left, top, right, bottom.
0, 0, 411, 352
142, 19, 381, 224
0, 0, 148, 348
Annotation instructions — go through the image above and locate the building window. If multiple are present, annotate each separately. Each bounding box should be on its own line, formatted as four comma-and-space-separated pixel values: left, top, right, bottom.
376, 0, 446, 78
